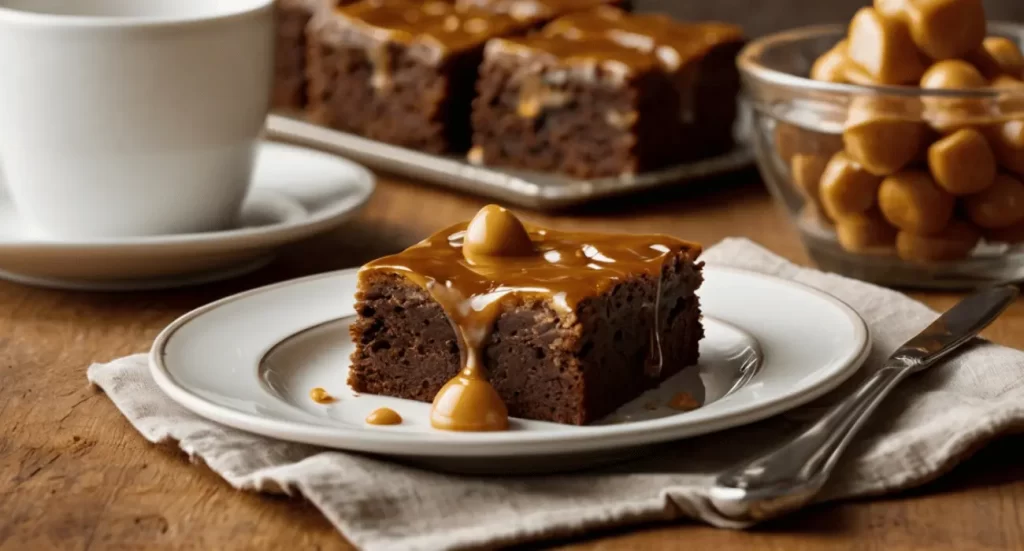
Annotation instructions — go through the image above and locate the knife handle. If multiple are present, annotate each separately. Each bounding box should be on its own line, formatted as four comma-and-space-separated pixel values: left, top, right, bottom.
707, 285, 1018, 522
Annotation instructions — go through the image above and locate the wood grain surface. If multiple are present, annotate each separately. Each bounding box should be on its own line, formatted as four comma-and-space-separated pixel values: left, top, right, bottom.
1, 171, 1023, 550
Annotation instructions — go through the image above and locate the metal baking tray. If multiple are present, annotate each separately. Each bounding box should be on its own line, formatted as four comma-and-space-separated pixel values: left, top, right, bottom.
266, 107, 753, 210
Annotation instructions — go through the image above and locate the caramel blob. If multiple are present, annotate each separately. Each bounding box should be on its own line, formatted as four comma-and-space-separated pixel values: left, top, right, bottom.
366, 407, 402, 425
964, 173, 1024, 229
844, 97, 928, 176
878, 170, 955, 234
896, 221, 980, 262
462, 204, 534, 262
835, 210, 899, 254
904, 0, 986, 61
847, 7, 927, 85
810, 40, 850, 83
968, 36, 1024, 79
430, 372, 510, 431
927, 128, 996, 195
819, 152, 883, 220
309, 387, 337, 404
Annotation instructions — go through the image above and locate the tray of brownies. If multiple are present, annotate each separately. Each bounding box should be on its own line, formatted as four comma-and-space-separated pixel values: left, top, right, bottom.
267, 0, 752, 209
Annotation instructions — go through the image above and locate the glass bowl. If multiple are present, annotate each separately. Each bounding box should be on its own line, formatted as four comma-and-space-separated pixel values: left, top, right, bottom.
738, 23, 1024, 289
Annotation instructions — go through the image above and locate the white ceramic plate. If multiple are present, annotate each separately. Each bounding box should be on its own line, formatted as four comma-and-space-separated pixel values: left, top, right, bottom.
150, 266, 870, 468
0, 141, 374, 290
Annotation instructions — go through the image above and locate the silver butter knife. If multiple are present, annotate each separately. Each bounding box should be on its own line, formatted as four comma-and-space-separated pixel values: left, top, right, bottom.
708, 285, 1019, 522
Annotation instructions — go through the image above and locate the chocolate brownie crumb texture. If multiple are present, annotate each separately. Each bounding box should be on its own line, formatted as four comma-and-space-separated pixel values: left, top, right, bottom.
470, 7, 744, 178
349, 205, 704, 429
305, 0, 529, 153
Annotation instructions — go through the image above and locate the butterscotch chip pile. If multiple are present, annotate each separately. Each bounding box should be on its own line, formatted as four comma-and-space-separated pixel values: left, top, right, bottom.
782, 0, 1024, 263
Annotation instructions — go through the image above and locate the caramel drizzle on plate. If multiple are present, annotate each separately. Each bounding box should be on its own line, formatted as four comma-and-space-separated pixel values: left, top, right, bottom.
359, 205, 701, 431
365, 407, 403, 425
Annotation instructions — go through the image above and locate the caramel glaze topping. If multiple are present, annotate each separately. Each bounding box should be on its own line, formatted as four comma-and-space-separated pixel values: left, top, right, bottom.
541, 7, 744, 72
365, 407, 403, 425
359, 205, 702, 432
455, 0, 618, 24
334, 0, 527, 64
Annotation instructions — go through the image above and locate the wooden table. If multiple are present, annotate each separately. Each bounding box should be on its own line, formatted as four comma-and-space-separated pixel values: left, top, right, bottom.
3, 171, 1022, 550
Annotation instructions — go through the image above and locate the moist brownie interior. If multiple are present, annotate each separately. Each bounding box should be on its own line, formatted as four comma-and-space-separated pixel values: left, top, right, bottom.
349, 205, 705, 428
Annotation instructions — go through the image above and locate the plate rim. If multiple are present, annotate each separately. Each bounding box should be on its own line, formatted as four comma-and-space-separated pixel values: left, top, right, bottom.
0, 141, 376, 252
149, 265, 871, 457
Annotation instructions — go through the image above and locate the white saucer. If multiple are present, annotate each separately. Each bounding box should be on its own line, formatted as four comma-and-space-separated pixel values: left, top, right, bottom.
0, 141, 374, 291
150, 266, 870, 473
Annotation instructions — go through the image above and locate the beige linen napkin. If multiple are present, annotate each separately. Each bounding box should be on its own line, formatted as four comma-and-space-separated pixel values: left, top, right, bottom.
87, 238, 1024, 551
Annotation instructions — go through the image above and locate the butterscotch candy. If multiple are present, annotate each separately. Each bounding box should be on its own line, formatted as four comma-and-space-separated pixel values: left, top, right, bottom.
919, 60, 989, 133
927, 128, 996, 195
790, 153, 830, 205
967, 37, 1024, 79
878, 170, 955, 234
843, 62, 878, 86
811, 41, 850, 83
991, 75, 1024, 90
873, 0, 909, 20
986, 119, 1024, 175
819, 152, 883, 220
904, 0, 986, 61
896, 221, 981, 262
846, 7, 927, 85
835, 210, 898, 254
984, 219, 1024, 243
844, 97, 928, 176
773, 122, 844, 164
963, 173, 1024, 229
920, 60, 988, 90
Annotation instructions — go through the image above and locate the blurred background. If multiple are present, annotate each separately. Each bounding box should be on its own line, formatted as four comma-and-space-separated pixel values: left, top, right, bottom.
639, 0, 1023, 37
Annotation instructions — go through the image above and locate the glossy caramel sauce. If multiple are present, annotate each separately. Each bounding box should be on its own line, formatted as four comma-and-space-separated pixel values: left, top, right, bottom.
335, 0, 526, 63
359, 205, 701, 431
668, 391, 701, 411
542, 7, 744, 72
309, 387, 337, 404
486, 6, 742, 81
456, 0, 617, 23
365, 407, 403, 425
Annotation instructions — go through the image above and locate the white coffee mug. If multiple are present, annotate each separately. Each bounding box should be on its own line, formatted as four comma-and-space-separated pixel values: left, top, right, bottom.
0, 0, 274, 238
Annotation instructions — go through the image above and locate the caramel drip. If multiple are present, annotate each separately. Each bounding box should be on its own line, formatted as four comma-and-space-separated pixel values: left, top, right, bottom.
365, 407, 402, 425
360, 206, 701, 432
309, 387, 337, 404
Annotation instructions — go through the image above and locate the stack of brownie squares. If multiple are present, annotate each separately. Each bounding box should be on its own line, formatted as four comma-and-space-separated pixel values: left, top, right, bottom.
275, 0, 744, 178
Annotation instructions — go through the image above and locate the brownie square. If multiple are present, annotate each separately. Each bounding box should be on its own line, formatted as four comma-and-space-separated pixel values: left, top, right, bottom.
470, 8, 745, 178
545, 7, 746, 158
305, 0, 529, 153
274, 0, 350, 109
348, 221, 704, 426
471, 33, 686, 178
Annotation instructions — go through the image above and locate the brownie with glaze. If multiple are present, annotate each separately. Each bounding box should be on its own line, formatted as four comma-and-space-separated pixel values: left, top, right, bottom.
470, 7, 745, 178
274, 0, 351, 109
305, 0, 531, 153
348, 209, 704, 426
